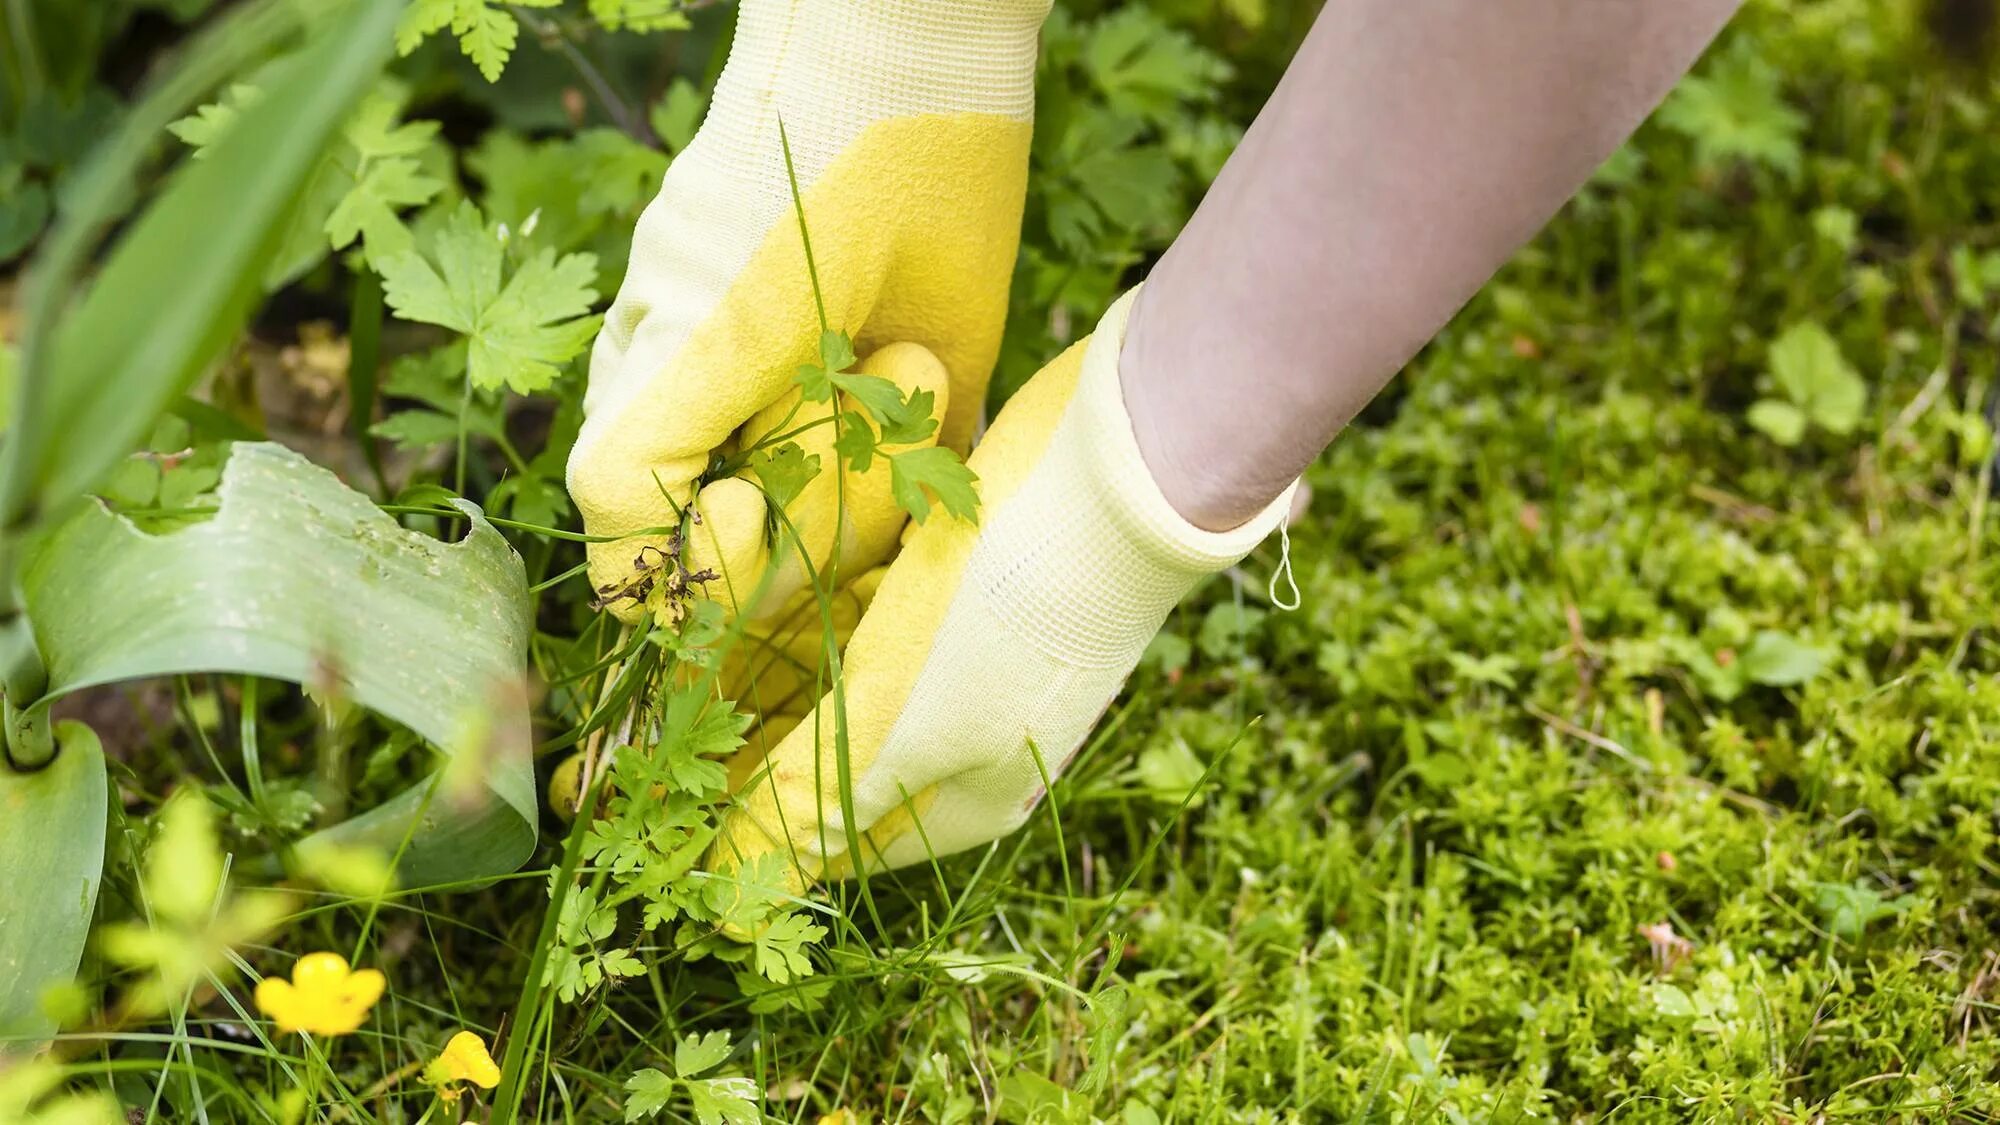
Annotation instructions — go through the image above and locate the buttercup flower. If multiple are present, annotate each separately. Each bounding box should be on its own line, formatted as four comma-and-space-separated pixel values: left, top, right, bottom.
254, 952, 385, 1036
423, 1030, 502, 1101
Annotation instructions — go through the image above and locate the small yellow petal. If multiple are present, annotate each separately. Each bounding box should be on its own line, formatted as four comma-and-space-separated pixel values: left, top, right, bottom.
256, 952, 383, 1037
437, 1030, 502, 1089
344, 968, 386, 1010
254, 978, 302, 1032
291, 951, 352, 989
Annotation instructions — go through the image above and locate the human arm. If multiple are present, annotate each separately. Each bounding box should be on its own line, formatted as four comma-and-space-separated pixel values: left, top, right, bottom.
1124, 0, 1743, 530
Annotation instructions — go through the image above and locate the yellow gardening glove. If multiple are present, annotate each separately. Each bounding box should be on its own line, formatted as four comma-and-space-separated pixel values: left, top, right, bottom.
708, 291, 1298, 885
568, 0, 1050, 625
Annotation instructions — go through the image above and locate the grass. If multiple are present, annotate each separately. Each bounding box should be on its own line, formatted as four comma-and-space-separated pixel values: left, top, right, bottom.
12, 1, 2000, 1122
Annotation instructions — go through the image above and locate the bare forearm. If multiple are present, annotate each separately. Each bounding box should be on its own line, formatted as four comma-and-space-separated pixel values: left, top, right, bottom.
1122, 0, 1742, 530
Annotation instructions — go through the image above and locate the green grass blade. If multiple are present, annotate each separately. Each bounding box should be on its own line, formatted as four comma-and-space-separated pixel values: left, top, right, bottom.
2, 0, 401, 536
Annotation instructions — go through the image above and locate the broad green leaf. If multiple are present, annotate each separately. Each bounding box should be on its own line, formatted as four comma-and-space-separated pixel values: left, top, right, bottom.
0, 722, 104, 1053
1739, 629, 1828, 687
6, 0, 401, 542
1745, 398, 1806, 445
16, 444, 535, 887
1768, 322, 1866, 435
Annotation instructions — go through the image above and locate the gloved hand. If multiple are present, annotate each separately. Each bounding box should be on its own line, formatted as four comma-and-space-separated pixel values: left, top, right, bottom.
568, 0, 1050, 625
709, 290, 1298, 883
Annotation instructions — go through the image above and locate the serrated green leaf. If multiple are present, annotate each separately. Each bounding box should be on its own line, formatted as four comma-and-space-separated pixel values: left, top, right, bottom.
878, 388, 940, 447
830, 370, 906, 426
890, 445, 980, 525
819, 330, 857, 374
380, 202, 600, 393
166, 84, 265, 157
572, 129, 670, 217
747, 441, 819, 510
1658, 37, 1805, 179
590, 0, 692, 32
623, 1068, 674, 1122
687, 1076, 760, 1125
833, 411, 878, 474
343, 91, 438, 159
473, 248, 603, 392
325, 157, 440, 253
370, 409, 466, 450
650, 79, 706, 153
752, 912, 825, 985
674, 1030, 732, 1078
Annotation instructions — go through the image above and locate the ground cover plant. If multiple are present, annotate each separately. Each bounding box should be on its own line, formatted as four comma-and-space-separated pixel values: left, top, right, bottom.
3, 0, 2000, 1120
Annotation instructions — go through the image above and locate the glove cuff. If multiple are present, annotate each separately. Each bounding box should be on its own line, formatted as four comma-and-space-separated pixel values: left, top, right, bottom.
1072, 288, 1299, 578
958, 289, 1297, 672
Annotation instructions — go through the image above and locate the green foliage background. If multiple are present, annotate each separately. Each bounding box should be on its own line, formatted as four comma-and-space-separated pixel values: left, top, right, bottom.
5, 0, 2000, 1121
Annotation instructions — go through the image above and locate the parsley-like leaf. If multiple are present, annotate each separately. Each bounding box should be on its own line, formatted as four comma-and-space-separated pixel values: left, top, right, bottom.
623, 1069, 674, 1122
674, 1030, 733, 1078
686, 1076, 761, 1125
748, 441, 821, 510
395, 0, 562, 83
890, 446, 980, 525
753, 912, 826, 985
378, 202, 601, 394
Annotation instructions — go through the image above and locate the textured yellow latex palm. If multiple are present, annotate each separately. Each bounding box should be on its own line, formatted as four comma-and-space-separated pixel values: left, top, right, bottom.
567, 0, 1045, 625
712, 340, 1087, 887
707, 293, 1297, 889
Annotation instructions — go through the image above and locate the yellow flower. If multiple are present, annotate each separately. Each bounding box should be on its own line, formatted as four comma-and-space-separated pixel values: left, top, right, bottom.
423, 1030, 502, 1100
818, 1111, 861, 1125
253, 952, 385, 1036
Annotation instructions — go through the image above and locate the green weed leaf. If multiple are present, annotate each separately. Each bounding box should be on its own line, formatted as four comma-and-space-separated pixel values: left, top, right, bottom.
650, 78, 707, 152
1658, 37, 1806, 178
396, 0, 562, 82
589, 0, 692, 33
622, 1068, 674, 1121
379, 202, 601, 393
674, 1030, 732, 1078
890, 446, 980, 525
1738, 629, 1828, 686
1767, 321, 1866, 436
748, 441, 820, 510
1745, 399, 1806, 445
